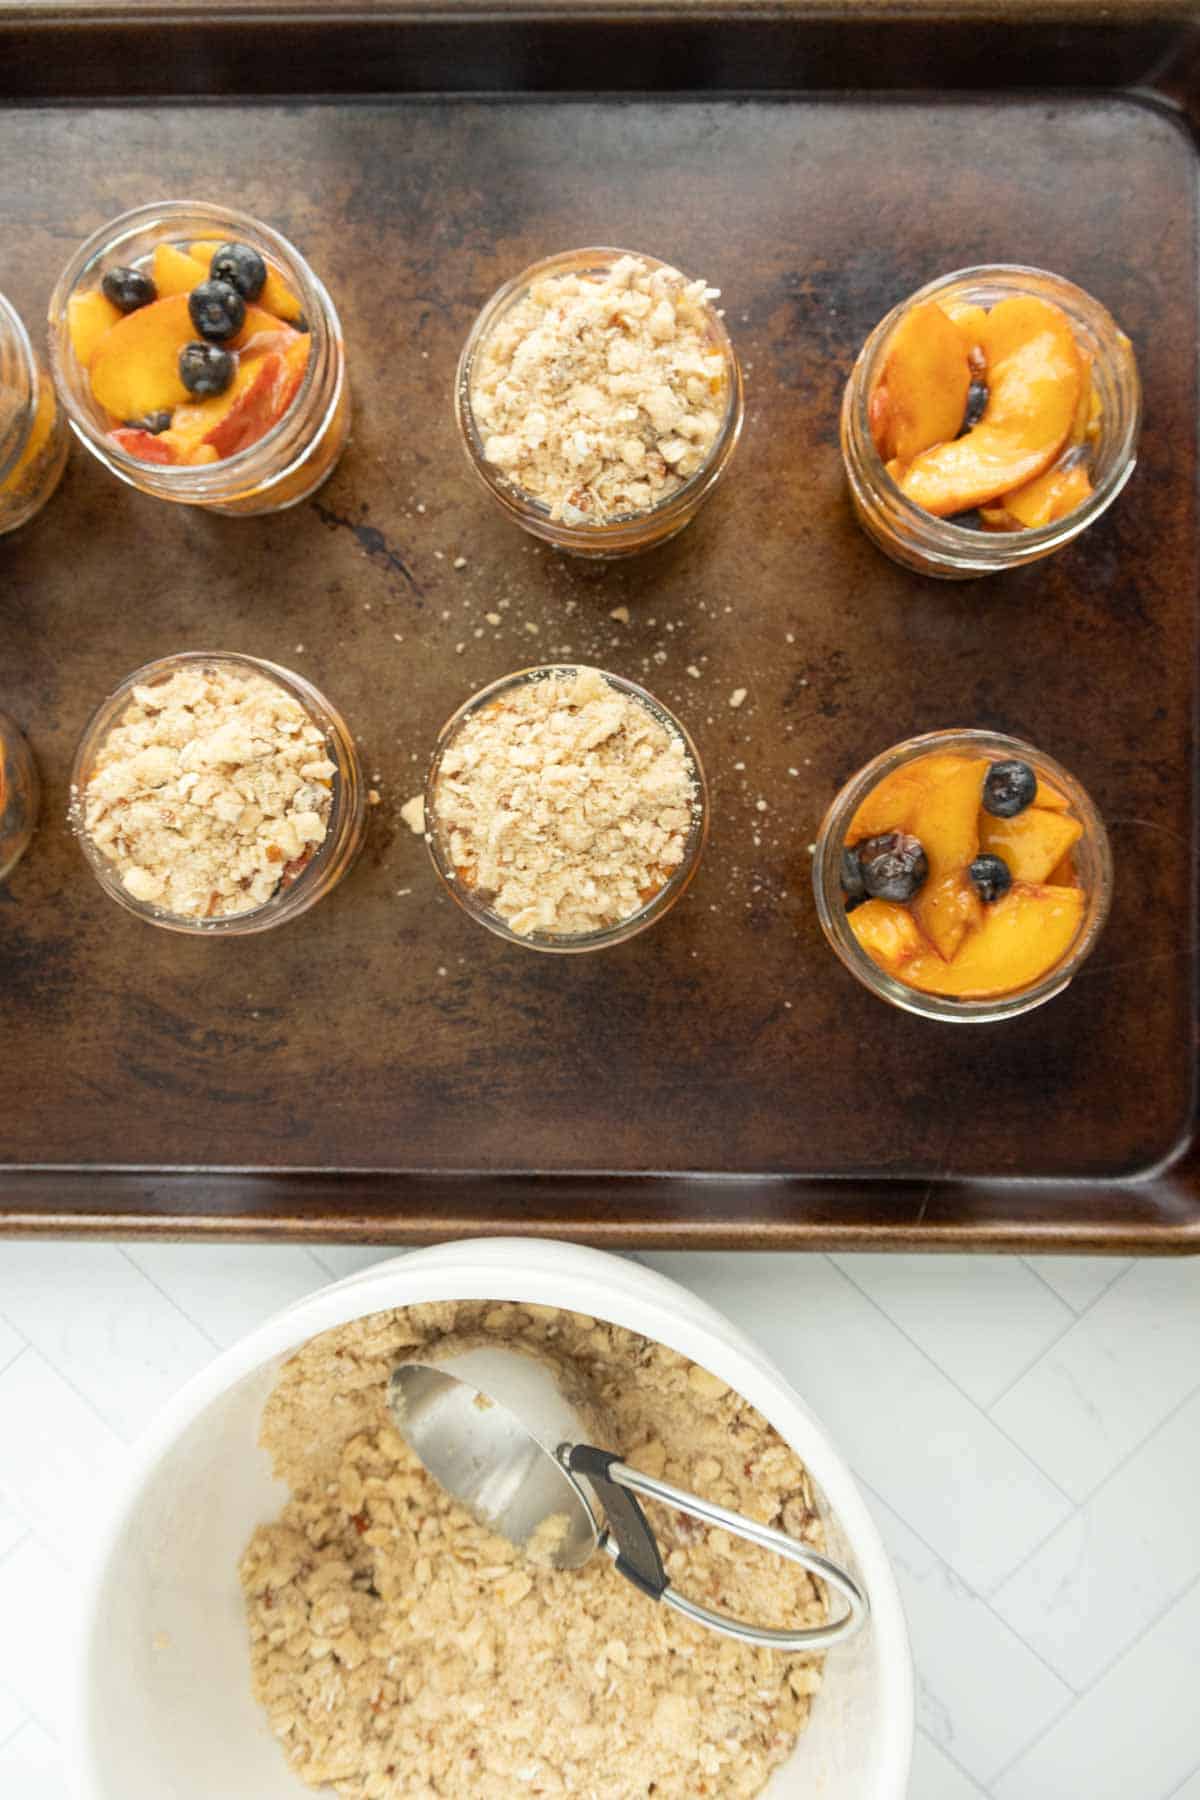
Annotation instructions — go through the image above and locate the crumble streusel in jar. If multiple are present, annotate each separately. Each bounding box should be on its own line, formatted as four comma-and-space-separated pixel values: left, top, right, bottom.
71, 652, 365, 933
424, 665, 708, 950
456, 249, 743, 557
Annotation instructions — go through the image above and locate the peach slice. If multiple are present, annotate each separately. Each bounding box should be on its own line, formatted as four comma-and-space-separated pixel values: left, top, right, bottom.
894, 296, 1082, 517
847, 753, 977, 844
914, 871, 983, 964
0, 380, 56, 494
109, 426, 179, 465
67, 289, 121, 368
152, 243, 209, 299
979, 806, 1082, 885
849, 899, 927, 975
941, 301, 989, 362
870, 301, 972, 465
89, 294, 193, 419
1068, 348, 1094, 444
1000, 462, 1092, 529
902, 882, 1084, 998
189, 241, 304, 325
1035, 777, 1070, 811
908, 757, 987, 959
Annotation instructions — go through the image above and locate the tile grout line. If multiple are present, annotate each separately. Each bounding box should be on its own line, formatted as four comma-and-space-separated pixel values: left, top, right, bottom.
116, 1245, 224, 1354
0, 1532, 30, 1580
832, 1260, 1078, 1516
0, 1702, 30, 1757
0, 1341, 132, 1460
985, 1365, 1200, 1604
915, 1724, 989, 1797
855, 1473, 1080, 1715
986, 1565, 1200, 1791
1017, 1254, 1132, 1318
977, 1304, 1083, 1416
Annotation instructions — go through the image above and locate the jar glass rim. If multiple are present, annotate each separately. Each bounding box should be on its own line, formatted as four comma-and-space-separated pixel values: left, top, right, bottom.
456, 246, 743, 537
812, 727, 1113, 1021
848, 263, 1141, 556
0, 291, 37, 487
70, 650, 363, 935
424, 662, 709, 953
48, 200, 336, 492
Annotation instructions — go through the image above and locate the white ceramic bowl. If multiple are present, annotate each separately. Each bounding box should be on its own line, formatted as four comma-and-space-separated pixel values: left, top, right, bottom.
68, 1239, 913, 1799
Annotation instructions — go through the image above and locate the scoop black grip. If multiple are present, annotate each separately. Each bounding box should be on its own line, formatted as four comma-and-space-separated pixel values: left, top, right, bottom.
567, 1444, 668, 1599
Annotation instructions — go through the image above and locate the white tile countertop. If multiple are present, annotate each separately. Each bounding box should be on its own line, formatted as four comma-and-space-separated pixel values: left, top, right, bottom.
1, 1242, 1198, 1798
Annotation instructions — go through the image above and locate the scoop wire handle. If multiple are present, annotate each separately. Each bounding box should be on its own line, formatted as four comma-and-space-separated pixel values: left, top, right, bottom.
602, 1457, 869, 1653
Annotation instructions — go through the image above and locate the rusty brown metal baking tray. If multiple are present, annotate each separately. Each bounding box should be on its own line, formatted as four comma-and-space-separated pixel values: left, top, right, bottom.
1, 3, 1197, 1249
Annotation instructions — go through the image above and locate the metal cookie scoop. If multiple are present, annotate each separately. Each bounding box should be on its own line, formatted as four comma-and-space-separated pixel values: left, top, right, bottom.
388, 1344, 868, 1653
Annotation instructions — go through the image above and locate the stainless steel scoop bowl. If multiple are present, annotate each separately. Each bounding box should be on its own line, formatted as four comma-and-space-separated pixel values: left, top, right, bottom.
389, 1344, 868, 1653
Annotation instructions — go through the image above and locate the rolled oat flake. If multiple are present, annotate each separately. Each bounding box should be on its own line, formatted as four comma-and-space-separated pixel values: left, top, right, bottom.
389, 1339, 869, 1650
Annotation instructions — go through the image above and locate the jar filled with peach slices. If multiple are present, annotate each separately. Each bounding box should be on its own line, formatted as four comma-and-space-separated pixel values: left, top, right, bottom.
0, 293, 69, 535
813, 729, 1112, 1021
841, 266, 1140, 578
48, 202, 349, 516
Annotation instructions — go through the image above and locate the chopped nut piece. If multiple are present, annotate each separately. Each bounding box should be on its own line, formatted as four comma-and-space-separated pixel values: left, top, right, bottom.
609, 605, 631, 625
729, 687, 748, 709
399, 794, 426, 836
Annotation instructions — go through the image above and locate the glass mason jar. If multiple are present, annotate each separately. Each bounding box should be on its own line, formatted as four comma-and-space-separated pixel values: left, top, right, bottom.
812, 728, 1112, 1022
48, 202, 349, 517
455, 248, 744, 558
0, 293, 69, 535
0, 712, 40, 883
841, 265, 1141, 579
70, 651, 366, 935
424, 665, 709, 952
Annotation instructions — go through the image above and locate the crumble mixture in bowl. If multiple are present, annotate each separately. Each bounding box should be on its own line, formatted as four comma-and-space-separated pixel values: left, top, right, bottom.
423, 664, 708, 951
241, 1299, 830, 1800
456, 249, 744, 557
70, 651, 366, 933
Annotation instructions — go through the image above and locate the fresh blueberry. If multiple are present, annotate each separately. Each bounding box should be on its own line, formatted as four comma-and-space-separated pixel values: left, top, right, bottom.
960, 380, 989, 433
209, 242, 267, 302
857, 831, 929, 903
179, 341, 236, 397
968, 853, 1013, 904
294, 312, 311, 334
188, 279, 246, 343
101, 266, 157, 313
983, 759, 1038, 818
127, 409, 173, 434
841, 845, 866, 902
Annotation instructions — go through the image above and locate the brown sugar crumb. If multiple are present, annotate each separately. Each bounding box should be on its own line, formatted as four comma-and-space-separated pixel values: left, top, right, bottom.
432, 666, 698, 937
240, 1301, 826, 1800
470, 254, 728, 524
79, 663, 333, 919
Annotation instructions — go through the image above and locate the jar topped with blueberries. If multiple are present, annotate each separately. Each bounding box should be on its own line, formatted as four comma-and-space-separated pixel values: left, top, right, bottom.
812, 727, 1113, 1022
47, 201, 349, 517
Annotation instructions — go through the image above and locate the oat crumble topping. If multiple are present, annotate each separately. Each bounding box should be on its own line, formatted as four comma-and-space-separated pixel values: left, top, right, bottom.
469, 255, 728, 524
79, 663, 333, 919
431, 666, 699, 936
241, 1301, 826, 1800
